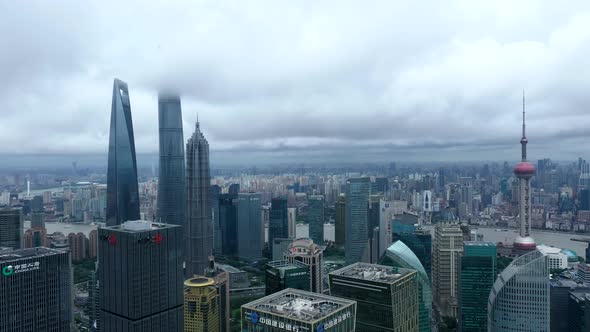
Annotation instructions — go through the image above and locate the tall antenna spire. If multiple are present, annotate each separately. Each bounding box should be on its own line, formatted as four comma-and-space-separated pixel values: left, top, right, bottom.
196, 113, 200, 129
520, 90, 528, 161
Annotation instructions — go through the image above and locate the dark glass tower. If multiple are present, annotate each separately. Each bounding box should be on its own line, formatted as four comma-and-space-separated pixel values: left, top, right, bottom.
185, 121, 213, 277
345, 177, 371, 264
106, 78, 140, 226
0, 247, 72, 331
185, 122, 213, 277
157, 94, 185, 228
459, 242, 496, 331
98, 221, 184, 331
0, 207, 23, 249
237, 192, 262, 261
269, 197, 288, 251
219, 194, 238, 256
211, 185, 222, 255
308, 195, 325, 245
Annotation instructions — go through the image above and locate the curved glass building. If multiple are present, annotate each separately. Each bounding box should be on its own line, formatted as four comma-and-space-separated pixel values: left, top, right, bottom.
157, 94, 185, 227
106, 78, 140, 226
382, 240, 432, 332
488, 250, 549, 331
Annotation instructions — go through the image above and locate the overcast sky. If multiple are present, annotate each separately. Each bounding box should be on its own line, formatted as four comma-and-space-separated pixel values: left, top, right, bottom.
2, 1, 590, 165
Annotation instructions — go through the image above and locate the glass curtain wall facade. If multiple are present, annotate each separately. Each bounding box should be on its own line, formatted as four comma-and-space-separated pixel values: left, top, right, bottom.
308, 195, 325, 245
459, 242, 496, 332
393, 223, 432, 280
185, 121, 213, 277
0, 207, 23, 249
488, 250, 549, 331
219, 194, 238, 256
106, 78, 140, 226
382, 241, 432, 332
345, 178, 371, 264
211, 185, 222, 255
335, 195, 346, 247
157, 94, 185, 229
237, 193, 263, 261
269, 197, 288, 252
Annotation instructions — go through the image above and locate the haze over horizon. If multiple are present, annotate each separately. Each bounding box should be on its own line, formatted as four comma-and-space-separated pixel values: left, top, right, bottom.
2, 1, 590, 164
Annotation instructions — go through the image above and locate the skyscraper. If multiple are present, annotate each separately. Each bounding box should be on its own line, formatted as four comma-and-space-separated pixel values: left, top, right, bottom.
284, 238, 324, 293
345, 177, 371, 264
392, 224, 432, 279
382, 241, 432, 332
432, 222, 463, 318
0, 207, 23, 249
157, 94, 185, 229
219, 194, 238, 256
186, 121, 213, 277
237, 192, 263, 261
0, 247, 71, 331
269, 197, 288, 251
98, 220, 184, 331
459, 242, 496, 332
307, 195, 325, 245
513, 93, 537, 254
106, 78, 140, 226
379, 199, 395, 258
184, 276, 220, 332
329, 263, 419, 332
488, 250, 549, 331
211, 185, 222, 255
335, 194, 346, 247
287, 207, 297, 238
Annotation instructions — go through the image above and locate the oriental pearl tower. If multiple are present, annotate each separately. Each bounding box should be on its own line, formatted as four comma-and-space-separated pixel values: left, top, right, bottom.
513, 92, 537, 252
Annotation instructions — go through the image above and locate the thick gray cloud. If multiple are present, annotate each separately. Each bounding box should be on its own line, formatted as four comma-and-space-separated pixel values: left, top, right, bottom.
1, 0, 590, 164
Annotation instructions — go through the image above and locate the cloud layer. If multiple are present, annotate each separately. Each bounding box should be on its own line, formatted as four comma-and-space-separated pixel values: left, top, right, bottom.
2, 0, 590, 163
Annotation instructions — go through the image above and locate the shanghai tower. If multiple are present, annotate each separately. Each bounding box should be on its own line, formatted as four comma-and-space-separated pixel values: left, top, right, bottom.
106, 78, 140, 226
157, 94, 185, 227
185, 120, 213, 277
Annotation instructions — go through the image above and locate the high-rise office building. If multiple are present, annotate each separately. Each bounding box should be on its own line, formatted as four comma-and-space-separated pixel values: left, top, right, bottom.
329, 263, 419, 332
31, 212, 44, 229
89, 229, 98, 258
459, 242, 496, 332
219, 194, 238, 256
307, 195, 324, 245
513, 93, 537, 254
157, 94, 185, 230
0, 247, 71, 331
284, 238, 324, 293
186, 120, 213, 277
382, 241, 432, 332
345, 177, 371, 264
549, 279, 590, 332
269, 197, 288, 251
184, 276, 220, 332
24, 228, 47, 248
392, 225, 432, 280
379, 199, 395, 258
432, 222, 463, 318
335, 194, 346, 247
265, 260, 310, 295
228, 183, 240, 197
106, 78, 140, 226
237, 192, 263, 261
0, 207, 23, 249
287, 207, 297, 238
98, 220, 184, 331
211, 185, 222, 255
241, 289, 357, 332
272, 237, 294, 261
67, 232, 87, 262
488, 250, 549, 331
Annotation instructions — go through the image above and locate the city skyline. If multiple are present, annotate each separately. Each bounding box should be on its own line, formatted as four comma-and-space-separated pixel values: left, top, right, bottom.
3, 2, 590, 163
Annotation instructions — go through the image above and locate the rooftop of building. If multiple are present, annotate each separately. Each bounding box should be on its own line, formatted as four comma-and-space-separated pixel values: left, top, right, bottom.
242, 288, 355, 322
184, 276, 215, 288
267, 260, 308, 271
329, 262, 413, 283
0, 247, 66, 262
215, 263, 245, 273
102, 220, 179, 232
464, 241, 496, 247
537, 244, 564, 255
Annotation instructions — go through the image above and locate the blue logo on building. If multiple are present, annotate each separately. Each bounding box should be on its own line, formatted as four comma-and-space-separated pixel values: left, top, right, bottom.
317, 323, 325, 332
250, 312, 259, 324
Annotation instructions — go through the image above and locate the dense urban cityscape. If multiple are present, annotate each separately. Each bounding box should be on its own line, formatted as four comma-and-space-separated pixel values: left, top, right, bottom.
3, 2, 590, 332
